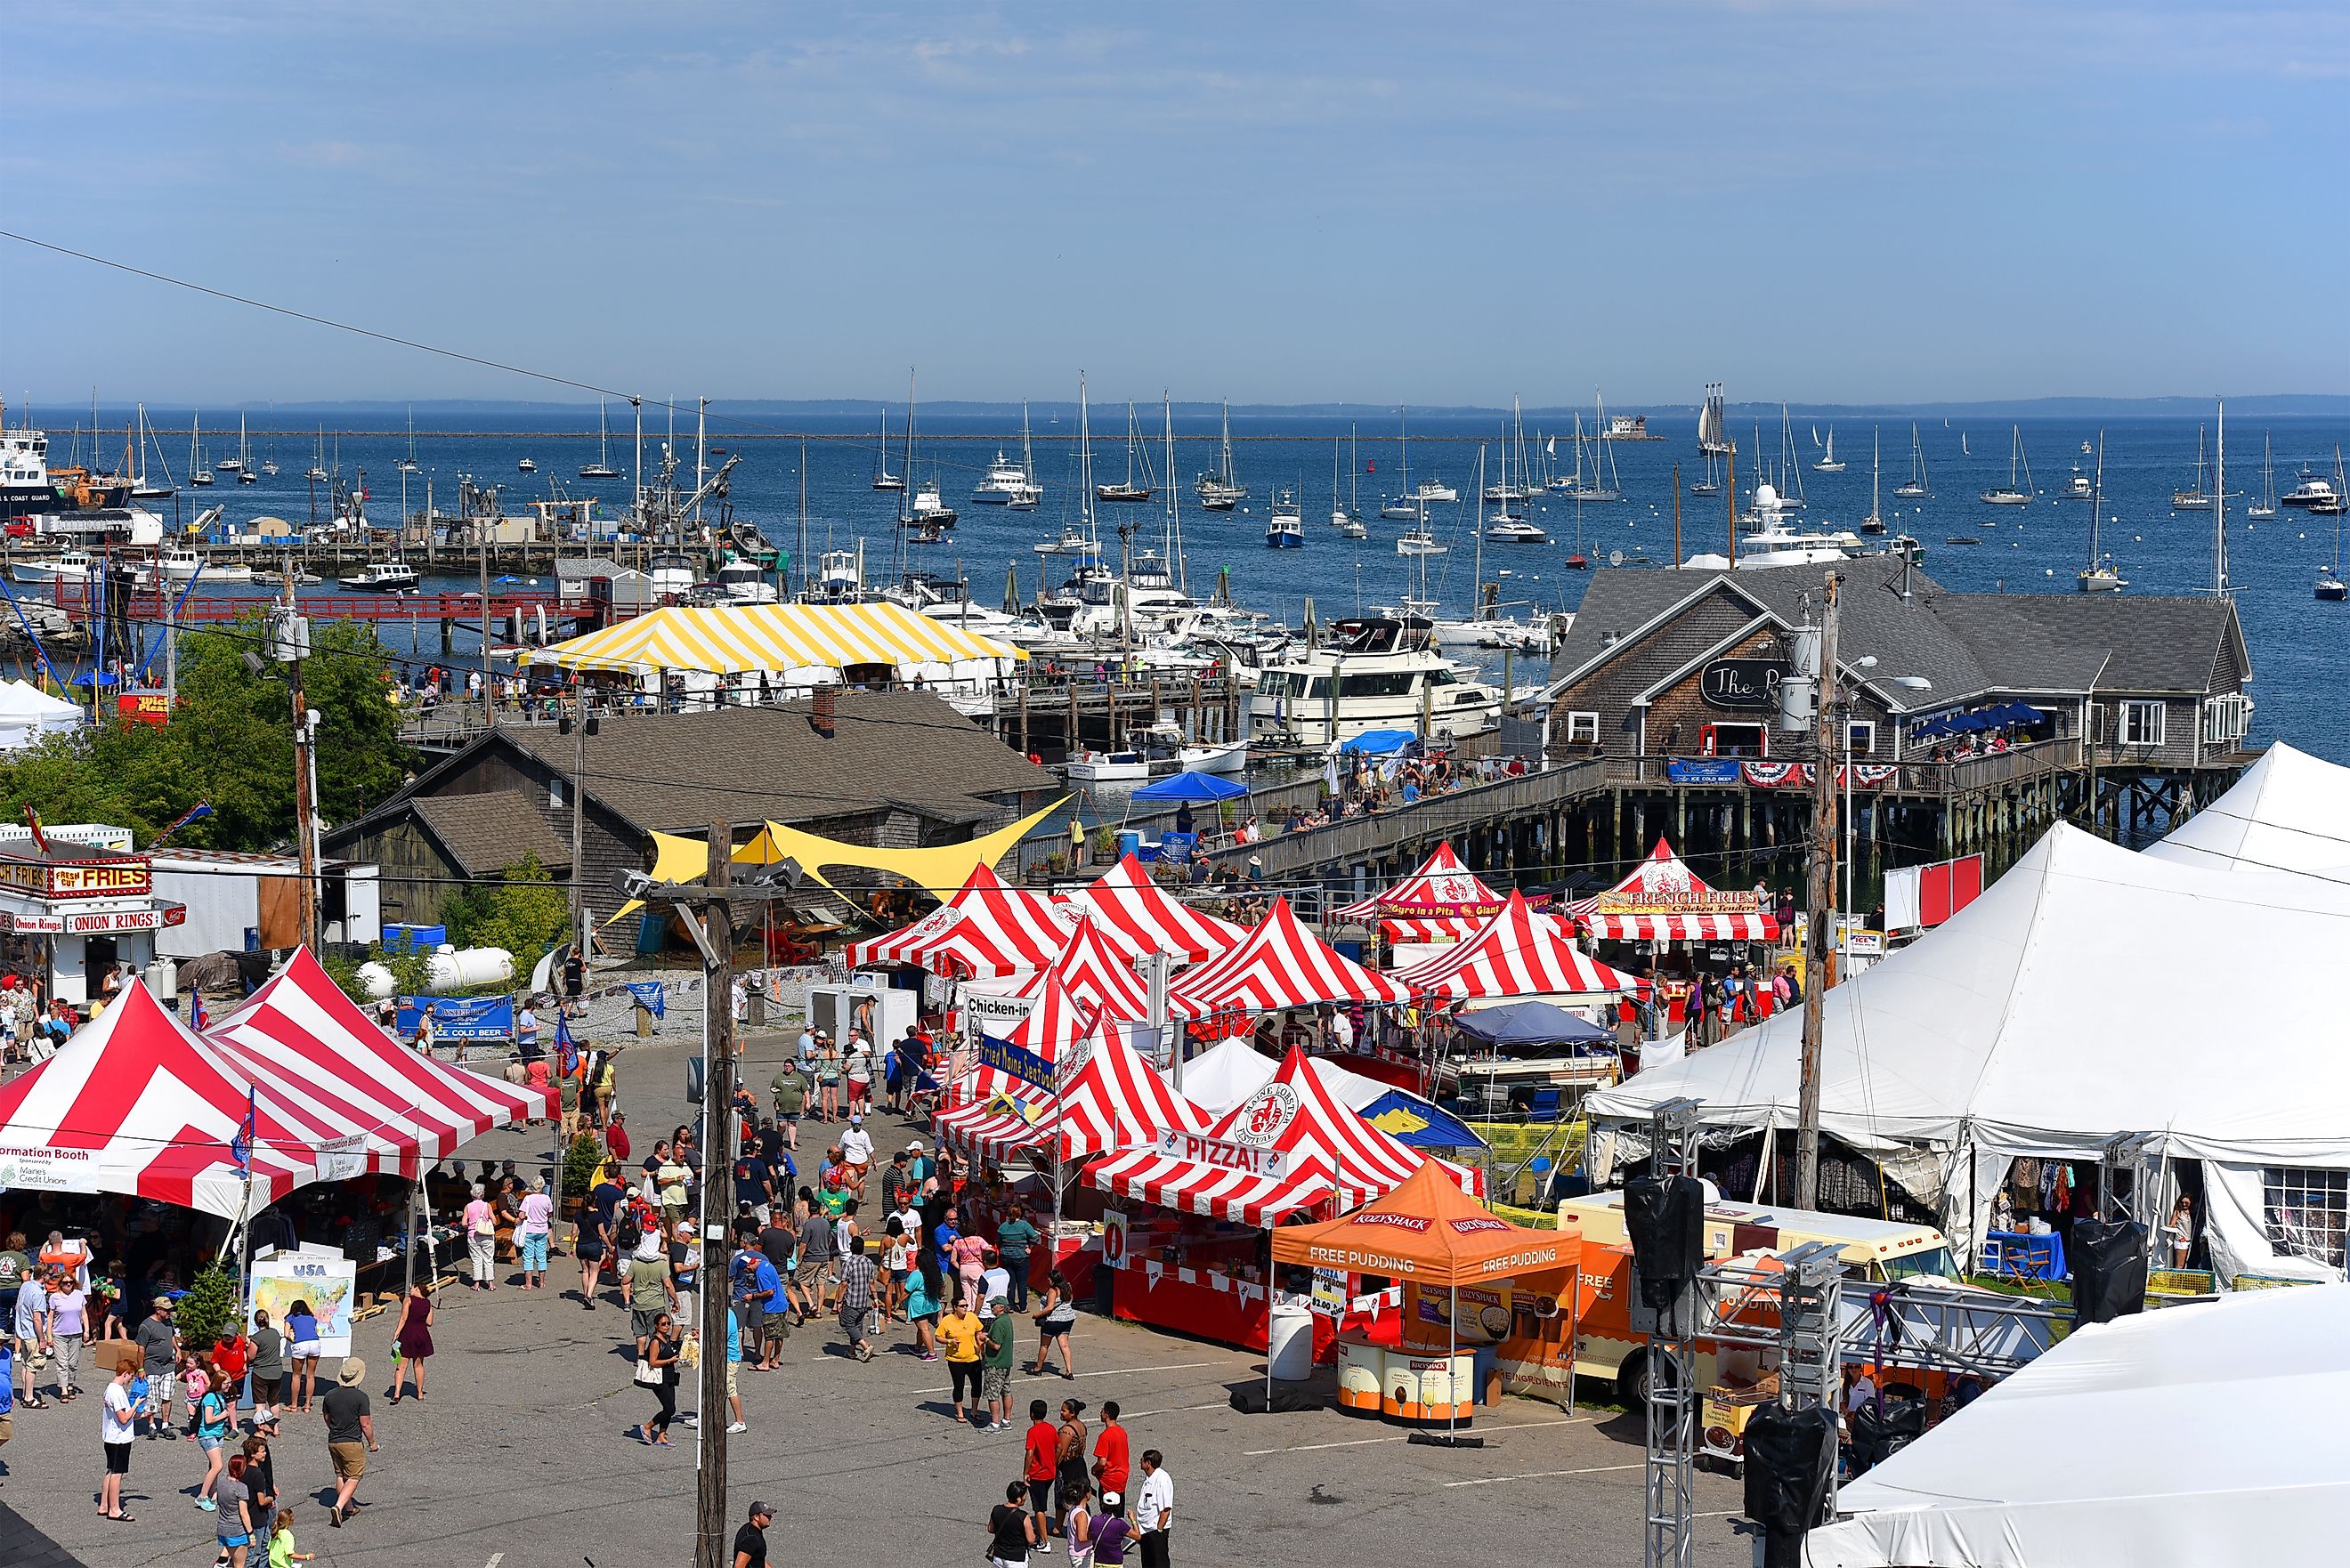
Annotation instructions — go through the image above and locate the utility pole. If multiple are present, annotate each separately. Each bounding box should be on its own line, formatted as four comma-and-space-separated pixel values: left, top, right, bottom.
1795, 573, 1839, 1210
278, 575, 320, 952
694, 821, 737, 1568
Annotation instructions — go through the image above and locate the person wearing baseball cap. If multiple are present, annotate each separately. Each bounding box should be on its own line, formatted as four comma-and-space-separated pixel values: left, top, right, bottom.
733, 1499, 774, 1568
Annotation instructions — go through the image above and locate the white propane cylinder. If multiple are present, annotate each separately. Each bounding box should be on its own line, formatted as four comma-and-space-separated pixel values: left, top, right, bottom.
425, 944, 515, 991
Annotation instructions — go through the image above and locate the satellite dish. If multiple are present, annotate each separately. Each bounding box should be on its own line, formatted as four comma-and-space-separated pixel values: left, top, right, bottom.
1609, 549, 1625, 566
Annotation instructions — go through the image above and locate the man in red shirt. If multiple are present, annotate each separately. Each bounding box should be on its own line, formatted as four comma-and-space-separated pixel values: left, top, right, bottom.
1092, 1400, 1131, 1502
1022, 1399, 1058, 1544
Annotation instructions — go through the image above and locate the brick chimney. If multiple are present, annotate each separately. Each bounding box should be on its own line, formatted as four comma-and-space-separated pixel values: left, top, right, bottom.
809, 685, 836, 739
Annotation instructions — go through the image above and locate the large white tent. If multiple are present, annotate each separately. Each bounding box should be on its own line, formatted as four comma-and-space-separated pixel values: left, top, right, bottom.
2146, 740, 2350, 877
1806, 1283, 2350, 1568
1591, 821, 2350, 1280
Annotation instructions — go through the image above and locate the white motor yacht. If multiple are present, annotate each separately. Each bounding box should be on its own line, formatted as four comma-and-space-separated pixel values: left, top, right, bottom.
1247, 615, 1502, 748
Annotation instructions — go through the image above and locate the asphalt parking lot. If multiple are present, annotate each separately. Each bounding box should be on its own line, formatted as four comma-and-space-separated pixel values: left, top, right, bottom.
0, 1020, 1749, 1566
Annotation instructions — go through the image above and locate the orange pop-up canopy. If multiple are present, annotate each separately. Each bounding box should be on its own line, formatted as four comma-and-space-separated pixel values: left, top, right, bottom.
1269, 1161, 1579, 1287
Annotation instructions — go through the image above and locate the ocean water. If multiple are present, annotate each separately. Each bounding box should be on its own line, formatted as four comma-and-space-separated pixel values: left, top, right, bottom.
79, 408, 2350, 762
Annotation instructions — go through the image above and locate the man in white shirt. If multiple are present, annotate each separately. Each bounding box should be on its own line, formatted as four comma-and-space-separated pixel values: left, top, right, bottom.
839, 1115, 874, 1177
1133, 1450, 1175, 1567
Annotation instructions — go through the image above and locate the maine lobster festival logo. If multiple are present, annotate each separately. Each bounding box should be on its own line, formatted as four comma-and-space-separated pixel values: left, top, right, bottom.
1232, 1082, 1301, 1147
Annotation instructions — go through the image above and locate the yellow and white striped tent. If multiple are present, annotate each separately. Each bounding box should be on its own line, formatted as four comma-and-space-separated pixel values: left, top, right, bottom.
527, 601, 1026, 678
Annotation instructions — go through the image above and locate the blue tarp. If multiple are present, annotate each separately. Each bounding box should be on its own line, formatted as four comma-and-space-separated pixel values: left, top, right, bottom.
1339, 729, 1417, 756
1355, 1087, 1487, 1151
1452, 1000, 1613, 1049
1132, 770, 1248, 802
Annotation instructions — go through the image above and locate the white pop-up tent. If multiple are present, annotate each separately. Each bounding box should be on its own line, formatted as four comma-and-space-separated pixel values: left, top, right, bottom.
0, 678, 82, 750
1590, 821, 2350, 1280
1806, 1282, 2350, 1568
2146, 740, 2350, 877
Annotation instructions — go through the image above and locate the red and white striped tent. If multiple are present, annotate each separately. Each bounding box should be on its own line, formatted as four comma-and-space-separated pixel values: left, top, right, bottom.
935, 1015, 1212, 1168
1167, 897, 1413, 1022
1333, 843, 1511, 943
0, 982, 317, 1221
844, 861, 1074, 979
1010, 916, 1153, 1022
1393, 890, 1649, 1002
1088, 1043, 1479, 1226
205, 948, 555, 1177
1060, 854, 1245, 966
1562, 837, 1779, 942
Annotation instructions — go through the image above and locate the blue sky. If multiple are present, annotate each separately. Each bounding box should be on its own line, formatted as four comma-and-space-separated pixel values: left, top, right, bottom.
5, 2, 2346, 408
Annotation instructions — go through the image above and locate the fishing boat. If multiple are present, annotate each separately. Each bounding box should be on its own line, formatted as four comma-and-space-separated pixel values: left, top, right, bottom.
2077, 432, 2126, 593
338, 561, 420, 591
1980, 425, 2035, 506
1812, 426, 1846, 473
2245, 435, 2279, 519
517, 457, 537, 473
1892, 423, 1930, 497
1860, 427, 1887, 535
579, 400, 622, 480
2171, 427, 2213, 510
188, 411, 215, 487
397, 407, 421, 474
1264, 488, 1304, 548
1096, 401, 1156, 503
1697, 383, 1734, 457
1195, 400, 1246, 510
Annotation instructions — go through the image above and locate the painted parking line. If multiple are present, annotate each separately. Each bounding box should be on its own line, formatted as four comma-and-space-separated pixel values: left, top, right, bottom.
1445, 1461, 1641, 1488
1245, 1415, 1591, 1457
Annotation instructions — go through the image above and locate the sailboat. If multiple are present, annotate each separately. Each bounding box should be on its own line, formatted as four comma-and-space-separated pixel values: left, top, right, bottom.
1327, 437, 1364, 537
1697, 382, 1734, 457
901, 371, 957, 535
871, 407, 903, 491
1860, 428, 1886, 535
188, 410, 215, 487
1195, 400, 1245, 509
1812, 425, 1846, 473
2249, 434, 2279, 519
305, 425, 328, 482
2171, 426, 2212, 510
1097, 402, 1156, 503
579, 400, 622, 480
397, 407, 421, 473
2322, 449, 2350, 601
237, 414, 259, 483
1894, 424, 1932, 497
130, 404, 177, 497
1380, 408, 1424, 519
2078, 432, 2126, 593
1980, 425, 2034, 505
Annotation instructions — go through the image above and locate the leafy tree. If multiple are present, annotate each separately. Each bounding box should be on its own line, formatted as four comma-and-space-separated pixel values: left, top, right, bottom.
0, 615, 414, 850
444, 853, 570, 965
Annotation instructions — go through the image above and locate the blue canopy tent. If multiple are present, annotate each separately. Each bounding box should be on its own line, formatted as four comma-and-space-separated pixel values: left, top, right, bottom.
1354, 1087, 1487, 1151
1339, 729, 1418, 756
1131, 770, 1249, 803
1452, 1000, 1613, 1050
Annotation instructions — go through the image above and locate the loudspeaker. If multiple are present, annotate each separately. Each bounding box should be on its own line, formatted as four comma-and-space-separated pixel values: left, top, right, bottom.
2070, 1218, 2149, 1325
1625, 1174, 1706, 1307
1742, 1402, 1836, 1568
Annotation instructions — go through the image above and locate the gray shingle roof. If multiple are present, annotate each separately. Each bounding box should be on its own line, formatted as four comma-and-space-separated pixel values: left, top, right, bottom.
411, 792, 576, 877
500, 687, 1057, 834
1551, 555, 2246, 711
